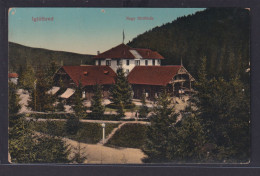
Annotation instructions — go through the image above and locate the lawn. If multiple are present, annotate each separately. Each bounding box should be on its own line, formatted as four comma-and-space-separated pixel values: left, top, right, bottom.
31, 120, 119, 144
105, 123, 148, 149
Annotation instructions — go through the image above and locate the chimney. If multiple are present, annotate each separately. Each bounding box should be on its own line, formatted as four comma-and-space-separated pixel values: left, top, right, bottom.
97, 51, 100, 55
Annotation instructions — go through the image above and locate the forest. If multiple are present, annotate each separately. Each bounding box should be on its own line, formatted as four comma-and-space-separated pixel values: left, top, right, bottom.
128, 8, 250, 83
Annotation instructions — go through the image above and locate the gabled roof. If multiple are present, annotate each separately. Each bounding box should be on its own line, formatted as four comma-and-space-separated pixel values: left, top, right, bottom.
127, 66, 182, 86
8, 73, 19, 78
94, 43, 164, 60
61, 65, 116, 86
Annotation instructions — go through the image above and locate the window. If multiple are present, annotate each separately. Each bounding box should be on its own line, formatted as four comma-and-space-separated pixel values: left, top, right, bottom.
145, 60, 148, 66
106, 60, 111, 66
135, 60, 140, 66
98, 60, 101, 66
158, 59, 161, 65
152, 60, 155, 65
126, 69, 129, 74
126, 60, 130, 65
117, 60, 122, 66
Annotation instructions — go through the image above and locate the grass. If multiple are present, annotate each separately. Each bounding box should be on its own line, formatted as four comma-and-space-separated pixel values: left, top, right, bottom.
31, 120, 119, 144
105, 123, 148, 149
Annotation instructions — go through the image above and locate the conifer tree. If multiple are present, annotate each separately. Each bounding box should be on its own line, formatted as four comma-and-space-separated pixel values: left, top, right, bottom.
27, 67, 55, 112
142, 88, 178, 163
9, 118, 36, 163
72, 82, 87, 118
8, 82, 21, 115
138, 89, 149, 118
91, 84, 105, 119
109, 68, 133, 108
18, 64, 36, 91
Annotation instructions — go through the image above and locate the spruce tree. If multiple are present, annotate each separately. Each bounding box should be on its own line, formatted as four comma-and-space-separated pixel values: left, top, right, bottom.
72, 82, 87, 118
142, 88, 178, 163
91, 84, 105, 119
138, 89, 149, 118
18, 64, 36, 91
27, 67, 55, 112
8, 82, 21, 115
109, 68, 133, 108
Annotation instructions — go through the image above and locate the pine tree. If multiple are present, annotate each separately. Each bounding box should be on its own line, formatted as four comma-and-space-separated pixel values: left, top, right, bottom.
8, 82, 21, 115
142, 88, 178, 163
191, 57, 250, 162
117, 100, 125, 118
91, 84, 105, 119
71, 142, 87, 164
18, 64, 36, 91
138, 89, 149, 118
167, 111, 207, 162
27, 67, 55, 112
9, 118, 36, 163
71, 82, 87, 118
109, 68, 133, 108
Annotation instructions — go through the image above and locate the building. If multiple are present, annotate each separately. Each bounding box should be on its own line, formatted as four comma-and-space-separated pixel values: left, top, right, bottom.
53, 65, 116, 100
8, 73, 19, 85
128, 65, 195, 100
94, 43, 164, 74
53, 43, 195, 100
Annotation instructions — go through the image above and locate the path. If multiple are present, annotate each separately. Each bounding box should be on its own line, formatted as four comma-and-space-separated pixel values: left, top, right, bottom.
34, 131, 145, 164
25, 117, 150, 124
98, 122, 127, 145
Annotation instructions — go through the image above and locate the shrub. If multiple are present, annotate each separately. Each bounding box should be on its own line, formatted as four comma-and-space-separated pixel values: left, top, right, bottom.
105, 123, 148, 149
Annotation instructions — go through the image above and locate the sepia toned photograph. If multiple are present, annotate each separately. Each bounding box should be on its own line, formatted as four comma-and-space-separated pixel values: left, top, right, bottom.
8, 7, 250, 164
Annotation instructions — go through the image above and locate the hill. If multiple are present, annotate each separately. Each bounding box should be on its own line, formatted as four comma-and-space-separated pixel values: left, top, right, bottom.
8, 42, 95, 72
128, 8, 250, 81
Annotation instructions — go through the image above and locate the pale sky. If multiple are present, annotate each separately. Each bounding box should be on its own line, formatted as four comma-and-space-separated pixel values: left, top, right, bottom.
9, 8, 205, 55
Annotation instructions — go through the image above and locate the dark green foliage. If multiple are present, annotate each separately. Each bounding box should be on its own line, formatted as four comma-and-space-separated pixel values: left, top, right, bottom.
33, 135, 71, 163
27, 65, 55, 112
109, 68, 133, 116
29, 113, 74, 119
191, 57, 250, 162
8, 82, 21, 115
91, 84, 105, 119
138, 90, 149, 118
9, 42, 94, 73
9, 118, 36, 163
18, 64, 36, 91
128, 8, 250, 83
65, 116, 80, 135
9, 118, 70, 163
167, 114, 207, 162
71, 82, 87, 118
116, 101, 125, 119
142, 89, 179, 163
33, 120, 118, 144
106, 124, 148, 149
56, 101, 65, 112
71, 142, 87, 164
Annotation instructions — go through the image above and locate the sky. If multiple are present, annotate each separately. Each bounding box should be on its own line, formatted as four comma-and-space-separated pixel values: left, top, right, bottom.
9, 8, 205, 55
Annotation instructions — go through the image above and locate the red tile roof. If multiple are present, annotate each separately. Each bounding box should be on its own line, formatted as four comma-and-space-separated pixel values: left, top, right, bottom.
94, 43, 164, 60
62, 65, 116, 86
8, 73, 19, 78
127, 66, 182, 86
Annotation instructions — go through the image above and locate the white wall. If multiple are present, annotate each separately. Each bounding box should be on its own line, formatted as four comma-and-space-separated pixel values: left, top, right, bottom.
95, 58, 161, 73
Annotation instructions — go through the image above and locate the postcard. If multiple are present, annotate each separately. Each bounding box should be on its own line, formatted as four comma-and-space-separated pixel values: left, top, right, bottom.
8, 7, 250, 164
